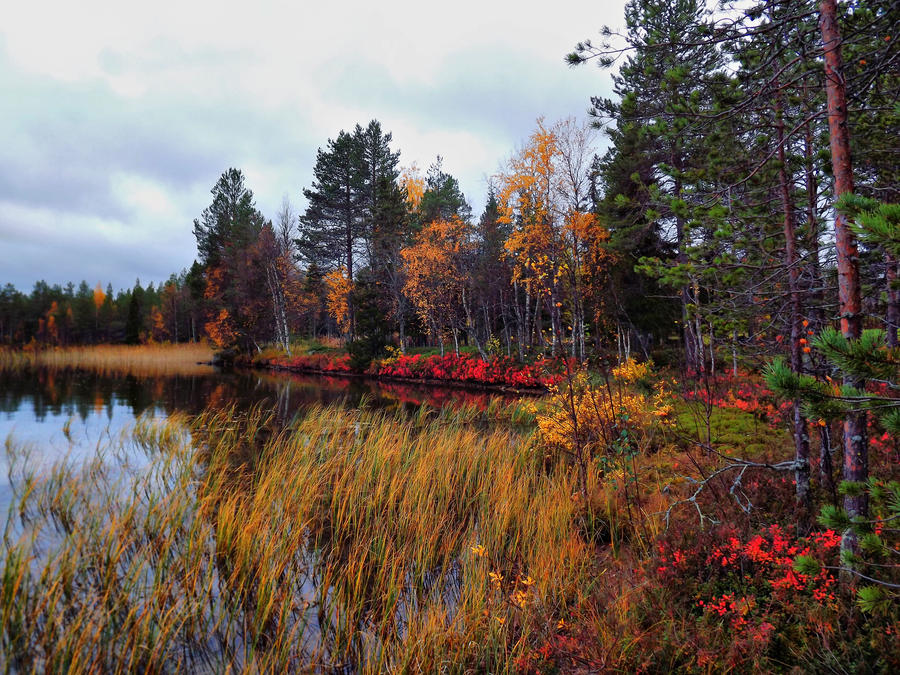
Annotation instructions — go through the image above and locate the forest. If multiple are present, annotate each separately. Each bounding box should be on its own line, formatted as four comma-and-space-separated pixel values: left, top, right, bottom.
1, 0, 899, 671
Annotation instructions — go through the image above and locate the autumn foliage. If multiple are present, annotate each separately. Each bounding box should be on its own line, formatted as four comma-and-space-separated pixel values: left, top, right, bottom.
373, 352, 566, 389
323, 267, 353, 336
254, 349, 567, 389
401, 217, 473, 348
496, 118, 612, 359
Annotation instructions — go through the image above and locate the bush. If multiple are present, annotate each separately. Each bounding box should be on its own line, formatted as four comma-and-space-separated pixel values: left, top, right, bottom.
371, 352, 568, 388
346, 336, 386, 371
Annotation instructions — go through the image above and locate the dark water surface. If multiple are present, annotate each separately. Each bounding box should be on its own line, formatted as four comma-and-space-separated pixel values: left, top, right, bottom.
0, 367, 519, 503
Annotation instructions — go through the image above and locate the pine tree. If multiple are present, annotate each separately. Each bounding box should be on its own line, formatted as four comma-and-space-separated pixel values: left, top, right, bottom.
418, 157, 472, 225
192, 168, 263, 269
125, 281, 145, 345
354, 119, 401, 261
298, 131, 367, 279
569, 0, 725, 368
370, 175, 411, 351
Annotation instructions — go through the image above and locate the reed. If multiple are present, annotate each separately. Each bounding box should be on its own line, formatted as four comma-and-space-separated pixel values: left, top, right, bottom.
1, 403, 603, 672
0, 343, 215, 376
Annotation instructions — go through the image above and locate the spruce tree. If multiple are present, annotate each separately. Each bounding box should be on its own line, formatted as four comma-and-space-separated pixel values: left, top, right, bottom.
298, 131, 367, 279
354, 119, 401, 261
418, 157, 472, 224
192, 168, 262, 269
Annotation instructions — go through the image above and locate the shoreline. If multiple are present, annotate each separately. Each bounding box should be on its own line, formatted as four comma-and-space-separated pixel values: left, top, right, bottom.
244, 360, 548, 396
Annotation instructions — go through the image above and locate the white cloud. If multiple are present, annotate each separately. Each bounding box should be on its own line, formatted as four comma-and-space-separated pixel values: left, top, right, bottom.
111, 174, 176, 218
0, 0, 624, 290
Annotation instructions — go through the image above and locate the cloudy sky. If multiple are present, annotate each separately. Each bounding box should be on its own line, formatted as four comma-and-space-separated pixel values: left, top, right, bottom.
1, 0, 624, 292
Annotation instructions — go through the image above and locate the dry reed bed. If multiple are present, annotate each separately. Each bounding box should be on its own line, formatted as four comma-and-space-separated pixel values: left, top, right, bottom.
1, 404, 599, 672
0, 343, 215, 377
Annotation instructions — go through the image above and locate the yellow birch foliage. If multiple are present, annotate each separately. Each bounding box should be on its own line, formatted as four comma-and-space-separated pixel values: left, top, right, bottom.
205, 309, 236, 349
150, 306, 167, 342
611, 356, 651, 384
497, 120, 558, 295
401, 217, 471, 339
324, 267, 353, 335
280, 254, 316, 320
43, 301, 60, 345
534, 366, 673, 456
400, 163, 425, 211
93, 282, 106, 311
496, 120, 611, 293
203, 266, 236, 348
496, 119, 613, 346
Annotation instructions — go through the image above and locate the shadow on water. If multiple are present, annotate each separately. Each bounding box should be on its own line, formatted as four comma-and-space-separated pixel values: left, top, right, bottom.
0, 366, 524, 508
0, 366, 522, 426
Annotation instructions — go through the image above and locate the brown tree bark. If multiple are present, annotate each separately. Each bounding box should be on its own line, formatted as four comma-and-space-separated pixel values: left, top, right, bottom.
887, 255, 899, 347
775, 82, 811, 512
819, 0, 868, 544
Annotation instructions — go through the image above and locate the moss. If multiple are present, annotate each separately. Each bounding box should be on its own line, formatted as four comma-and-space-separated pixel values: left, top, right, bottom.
672, 402, 791, 459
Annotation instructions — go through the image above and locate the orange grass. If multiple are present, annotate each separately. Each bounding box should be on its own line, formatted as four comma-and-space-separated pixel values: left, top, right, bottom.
1, 404, 608, 672
0, 343, 215, 376
2, 370, 821, 672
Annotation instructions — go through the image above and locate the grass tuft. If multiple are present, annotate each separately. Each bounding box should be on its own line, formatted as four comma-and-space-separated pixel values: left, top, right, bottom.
0, 343, 215, 377
2, 403, 595, 672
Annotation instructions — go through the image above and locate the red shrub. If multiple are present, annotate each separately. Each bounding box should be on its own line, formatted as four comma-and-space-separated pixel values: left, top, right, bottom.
371, 352, 568, 389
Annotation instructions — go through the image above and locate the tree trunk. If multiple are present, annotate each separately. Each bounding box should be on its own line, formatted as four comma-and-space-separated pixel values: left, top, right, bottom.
266, 260, 291, 355
500, 290, 512, 356
533, 292, 544, 351
345, 178, 355, 341
462, 287, 487, 359
675, 200, 695, 371
549, 290, 557, 357
803, 119, 825, 334
516, 281, 528, 355
886, 254, 899, 347
820, 421, 838, 505
775, 81, 811, 511
820, 0, 868, 548
732, 328, 738, 377
398, 299, 406, 354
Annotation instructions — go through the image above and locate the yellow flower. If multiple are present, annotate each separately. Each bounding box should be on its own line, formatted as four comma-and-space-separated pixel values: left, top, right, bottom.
521, 576, 535, 587
471, 544, 486, 557
489, 571, 503, 585
496, 616, 505, 625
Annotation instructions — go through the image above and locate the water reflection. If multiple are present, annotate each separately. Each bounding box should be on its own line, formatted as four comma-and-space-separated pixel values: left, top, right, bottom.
0, 367, 521, 448
0, 366, 524, 531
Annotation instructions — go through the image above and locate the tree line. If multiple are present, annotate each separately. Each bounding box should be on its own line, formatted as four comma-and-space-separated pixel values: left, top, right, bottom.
0, 271, 205, 347
180, 116, 620, 365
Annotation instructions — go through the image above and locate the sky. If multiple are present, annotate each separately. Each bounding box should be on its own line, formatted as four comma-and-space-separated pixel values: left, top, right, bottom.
1, 0, 624, 293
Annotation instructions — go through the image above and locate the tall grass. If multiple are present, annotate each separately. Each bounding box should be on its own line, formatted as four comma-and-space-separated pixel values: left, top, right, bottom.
0, 343, 215, 376
1, 404, 608, 672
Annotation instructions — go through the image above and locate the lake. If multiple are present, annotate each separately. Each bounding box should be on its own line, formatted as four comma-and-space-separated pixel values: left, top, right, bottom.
0, 365, 522, 515
0, 362, 540, 671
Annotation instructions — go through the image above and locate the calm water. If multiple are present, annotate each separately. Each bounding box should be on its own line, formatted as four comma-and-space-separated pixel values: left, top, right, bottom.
0, 366, 519, 511
1, 365, 529, 670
